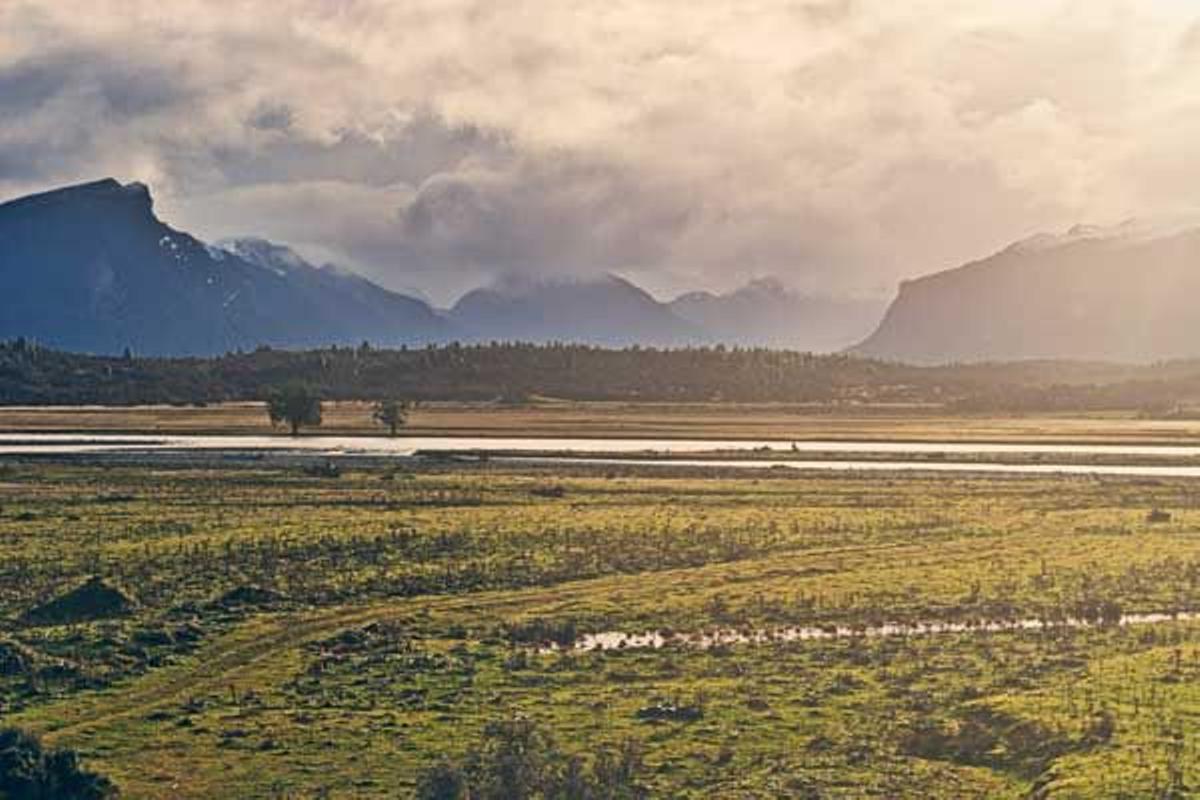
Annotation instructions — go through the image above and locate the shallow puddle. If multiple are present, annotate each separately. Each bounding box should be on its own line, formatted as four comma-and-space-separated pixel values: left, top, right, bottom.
543, 610, 1200, 653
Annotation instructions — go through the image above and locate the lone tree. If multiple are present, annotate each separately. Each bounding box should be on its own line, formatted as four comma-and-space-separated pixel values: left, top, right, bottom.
266, 384, 322, 436
372, 398, 409, 436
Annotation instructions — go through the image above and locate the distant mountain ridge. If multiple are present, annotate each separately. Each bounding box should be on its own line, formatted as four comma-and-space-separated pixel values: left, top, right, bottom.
448, 273, 704, 346
856, 221, 1200, 364
669, 277, 884, 352
0, 178, 881, 355
218, 237, 449, 345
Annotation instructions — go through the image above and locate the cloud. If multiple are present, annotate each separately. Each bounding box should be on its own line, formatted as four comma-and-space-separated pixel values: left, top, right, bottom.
0, 45, 197, 181
2, 0, 1200, 302
397, 154, 692, 274
246, 101, 295, 133
175, 150, 694, 299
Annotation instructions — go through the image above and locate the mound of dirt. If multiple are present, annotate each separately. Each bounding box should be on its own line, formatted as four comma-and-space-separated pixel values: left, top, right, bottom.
211, 584, 286, 610
21, 576, 137, 626
0, 638, 36, 675
0, 638, 77, 681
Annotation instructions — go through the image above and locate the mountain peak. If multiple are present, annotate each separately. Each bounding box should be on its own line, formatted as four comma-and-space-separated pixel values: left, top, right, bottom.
741, 276, 790, 295
218, 237, 311, 277
0, 179, 449, 355
449, 272, 700, 345
856, 220, 1200, 363
0, 178, 153, 218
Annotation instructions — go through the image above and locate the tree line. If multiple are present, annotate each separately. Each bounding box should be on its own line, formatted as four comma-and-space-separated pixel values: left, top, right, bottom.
5, 338, 1200, 411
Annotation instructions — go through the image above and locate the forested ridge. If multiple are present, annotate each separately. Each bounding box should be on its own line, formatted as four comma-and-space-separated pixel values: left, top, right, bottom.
3, 338, 1200, 411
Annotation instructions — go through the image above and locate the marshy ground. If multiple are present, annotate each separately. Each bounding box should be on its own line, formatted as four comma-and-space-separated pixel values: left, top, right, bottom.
1, 448, 1199, 797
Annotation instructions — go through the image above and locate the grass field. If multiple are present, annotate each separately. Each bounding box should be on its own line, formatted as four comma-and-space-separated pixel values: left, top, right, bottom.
7, 401, 1200, 444
1, 455, 1199, 797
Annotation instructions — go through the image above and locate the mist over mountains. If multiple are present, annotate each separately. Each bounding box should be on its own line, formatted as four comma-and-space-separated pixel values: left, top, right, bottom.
670, 278, 884, 355
448, 273, 704, 347
0, 179, 879, 356
0, 179, 450, 355
855, 221, 1200, 364
7, 179, 1200, 364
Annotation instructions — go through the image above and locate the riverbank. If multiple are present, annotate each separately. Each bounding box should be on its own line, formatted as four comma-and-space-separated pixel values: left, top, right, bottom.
5, 400, 1200, 444
12, 431, 1200, 477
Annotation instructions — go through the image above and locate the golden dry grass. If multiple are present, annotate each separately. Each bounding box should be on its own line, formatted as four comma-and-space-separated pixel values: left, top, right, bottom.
4, 400, 1200, 443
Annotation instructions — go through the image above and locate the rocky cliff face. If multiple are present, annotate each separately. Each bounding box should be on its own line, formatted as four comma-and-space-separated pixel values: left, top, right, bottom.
0, 179, 448, 355
855, 224, 1200, 364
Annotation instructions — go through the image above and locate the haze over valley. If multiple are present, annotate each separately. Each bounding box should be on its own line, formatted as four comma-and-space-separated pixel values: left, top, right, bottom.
6, 2, 1200, 364
8, 176, 1200, 364
1, 178, 893, 354
7, 4, 1200, 799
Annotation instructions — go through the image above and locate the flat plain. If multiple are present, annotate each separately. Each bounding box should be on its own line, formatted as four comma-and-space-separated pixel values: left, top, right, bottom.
6, 401, 1200, 443
2, 414, 1200, 797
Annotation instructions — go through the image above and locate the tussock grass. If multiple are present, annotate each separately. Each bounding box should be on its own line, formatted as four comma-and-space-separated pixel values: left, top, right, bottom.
1, 460, 1199, 796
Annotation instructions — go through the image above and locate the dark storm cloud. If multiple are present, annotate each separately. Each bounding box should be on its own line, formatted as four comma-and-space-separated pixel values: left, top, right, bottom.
246, 101, 295, 132
2, 1, 1200, 302
397, 154, 692, 274
0, 47, 194, 180
182, 151, 696, 298
212, 112, 513, 189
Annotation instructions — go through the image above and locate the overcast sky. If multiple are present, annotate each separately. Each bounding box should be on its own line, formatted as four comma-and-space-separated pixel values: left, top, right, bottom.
2, 1, 1199, 304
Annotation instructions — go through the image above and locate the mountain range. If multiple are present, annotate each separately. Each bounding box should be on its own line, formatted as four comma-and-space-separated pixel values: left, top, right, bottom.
0, 179, 879, 356
8, 178, 1200, 363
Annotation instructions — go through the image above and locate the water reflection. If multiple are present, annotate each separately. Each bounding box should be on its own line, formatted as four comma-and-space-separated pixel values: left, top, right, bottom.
542, 611, 1200, 653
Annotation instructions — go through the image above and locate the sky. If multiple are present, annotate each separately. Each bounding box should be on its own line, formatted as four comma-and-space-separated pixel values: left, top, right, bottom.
2, 1, 1200, 305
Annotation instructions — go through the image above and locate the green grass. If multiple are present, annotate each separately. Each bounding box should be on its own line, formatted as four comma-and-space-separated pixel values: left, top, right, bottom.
2, 461, 1200, 797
